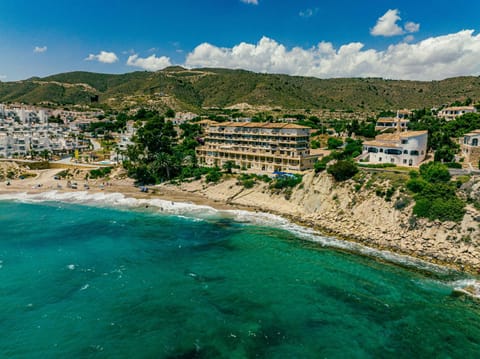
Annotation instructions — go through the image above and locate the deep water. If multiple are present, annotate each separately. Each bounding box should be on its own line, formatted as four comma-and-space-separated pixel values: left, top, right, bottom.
1, 200, 479, 358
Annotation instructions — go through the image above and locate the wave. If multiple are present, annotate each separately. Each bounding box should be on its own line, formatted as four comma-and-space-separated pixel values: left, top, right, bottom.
0, 190, 455, 276
449, 279, 480, 299
0, 191, 219, 218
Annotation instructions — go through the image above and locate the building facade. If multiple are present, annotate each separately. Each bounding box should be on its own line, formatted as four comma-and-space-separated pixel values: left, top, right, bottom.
362, 130, 428, 166
375, 117, 409, 133
437, 106, 477, 121
460, 130, 480, 169
196, 122, 317, 172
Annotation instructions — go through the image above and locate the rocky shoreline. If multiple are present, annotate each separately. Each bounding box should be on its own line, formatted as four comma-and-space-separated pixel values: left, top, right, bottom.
160, 171, 480, 275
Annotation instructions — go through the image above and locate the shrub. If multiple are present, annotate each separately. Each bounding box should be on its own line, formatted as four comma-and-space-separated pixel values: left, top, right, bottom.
445, 162, 462, 169
242, 179, 255, 188
271, 174, 303, 189
327, 160, 359, 181
413, 197, 466, 222
357, 163, 396, 168
419, 162, 451, 183
314, 160, 327, 173
89, 167, 112, 179
385, 186, 395, 201
206, 169, 222, 183
406, 178, 427, 193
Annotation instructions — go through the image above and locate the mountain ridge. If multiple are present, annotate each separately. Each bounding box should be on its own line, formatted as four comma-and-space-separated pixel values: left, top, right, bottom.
1, 68, 479, 112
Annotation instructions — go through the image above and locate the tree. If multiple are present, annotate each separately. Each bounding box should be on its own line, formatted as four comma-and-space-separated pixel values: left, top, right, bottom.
222, 161, 236, 174
327, 137, 343, 150
419, 162, 451, 183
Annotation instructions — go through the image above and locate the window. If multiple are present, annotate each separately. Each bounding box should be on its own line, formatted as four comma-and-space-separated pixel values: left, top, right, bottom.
410, 150, 419, 156
473, 138, 479, 146
385, 149, 402, 155
379, 148, 384, 153
401, 139, 408, 144
368, 147, 378, 153
403, 159, 407, 164
379, 157, 382, 162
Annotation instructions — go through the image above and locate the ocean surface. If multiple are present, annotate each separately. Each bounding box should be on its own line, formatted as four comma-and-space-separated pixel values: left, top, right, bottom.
1, 192, 480, 358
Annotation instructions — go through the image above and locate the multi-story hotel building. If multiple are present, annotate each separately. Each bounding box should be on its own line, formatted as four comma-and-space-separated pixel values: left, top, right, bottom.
196, 122, 317, 172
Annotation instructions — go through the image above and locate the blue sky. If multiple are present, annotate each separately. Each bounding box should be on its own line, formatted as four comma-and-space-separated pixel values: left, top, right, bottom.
1, 0, 479, 81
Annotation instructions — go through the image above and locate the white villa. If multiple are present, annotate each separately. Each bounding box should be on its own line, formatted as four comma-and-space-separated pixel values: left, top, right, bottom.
437, 106, 477, 121
362, 130, 428, 167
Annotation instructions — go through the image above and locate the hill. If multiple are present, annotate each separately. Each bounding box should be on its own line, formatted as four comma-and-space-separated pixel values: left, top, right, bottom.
1, 68, 480, 112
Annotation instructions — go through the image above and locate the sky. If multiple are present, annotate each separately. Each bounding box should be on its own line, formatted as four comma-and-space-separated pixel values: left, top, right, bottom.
1, 0, 479, 81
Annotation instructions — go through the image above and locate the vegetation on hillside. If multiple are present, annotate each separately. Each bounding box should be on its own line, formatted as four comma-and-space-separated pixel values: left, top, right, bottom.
2, 68, 480, 112
407, 163, 466, 222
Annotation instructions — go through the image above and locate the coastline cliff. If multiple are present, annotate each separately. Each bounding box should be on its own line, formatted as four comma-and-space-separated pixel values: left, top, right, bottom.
163, 171, 480, 273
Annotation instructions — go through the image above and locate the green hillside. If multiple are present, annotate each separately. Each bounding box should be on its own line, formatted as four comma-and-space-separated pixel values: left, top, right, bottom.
1, 68, 480, 111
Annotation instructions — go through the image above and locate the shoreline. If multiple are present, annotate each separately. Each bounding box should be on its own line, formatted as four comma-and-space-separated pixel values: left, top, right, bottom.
0, 167, 469, 277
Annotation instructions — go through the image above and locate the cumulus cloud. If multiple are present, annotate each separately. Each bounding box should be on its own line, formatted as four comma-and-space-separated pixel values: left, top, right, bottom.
33, 46, 47, 53
240, 0, 258, 4
126, 54, 172, 71
85, 51, 119, 64
371, 9, 404, 36
184, 31, 480, 80
404, 21, 420, 33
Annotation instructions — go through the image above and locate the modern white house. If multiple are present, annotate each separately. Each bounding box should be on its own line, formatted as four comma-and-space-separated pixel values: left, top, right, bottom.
362, 130, 428, 166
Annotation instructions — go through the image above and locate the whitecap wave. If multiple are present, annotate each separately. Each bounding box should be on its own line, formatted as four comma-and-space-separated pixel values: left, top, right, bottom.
449, 279, 480, 299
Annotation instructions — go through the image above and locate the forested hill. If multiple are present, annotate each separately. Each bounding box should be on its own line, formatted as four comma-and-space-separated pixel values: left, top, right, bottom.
1, 67, 480, 111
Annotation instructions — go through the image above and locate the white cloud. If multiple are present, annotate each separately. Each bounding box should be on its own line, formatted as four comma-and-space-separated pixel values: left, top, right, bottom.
184, 31, 480, 80
0, 75, 6, 80
404, 21, 420, 33
33, 46, 47, 53
371, 9, 404, 36
126, 54, 172, 71
85, 51, 119, 64
240, 0, 258, 5
299, 8, 318, 18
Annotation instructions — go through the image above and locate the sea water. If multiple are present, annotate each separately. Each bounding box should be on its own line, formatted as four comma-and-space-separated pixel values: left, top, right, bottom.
0, 195, 479, 358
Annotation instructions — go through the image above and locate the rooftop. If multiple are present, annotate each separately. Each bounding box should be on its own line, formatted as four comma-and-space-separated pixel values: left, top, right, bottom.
209, 122, 309, 130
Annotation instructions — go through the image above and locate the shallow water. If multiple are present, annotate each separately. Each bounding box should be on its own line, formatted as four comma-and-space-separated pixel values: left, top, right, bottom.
0, 199, 479, 358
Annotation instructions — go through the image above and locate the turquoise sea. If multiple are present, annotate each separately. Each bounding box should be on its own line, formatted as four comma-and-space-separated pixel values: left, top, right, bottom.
1, 193, 480, 358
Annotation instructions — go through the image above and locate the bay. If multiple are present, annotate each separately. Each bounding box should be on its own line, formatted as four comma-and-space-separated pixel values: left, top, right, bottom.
0, 200, 479, 358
